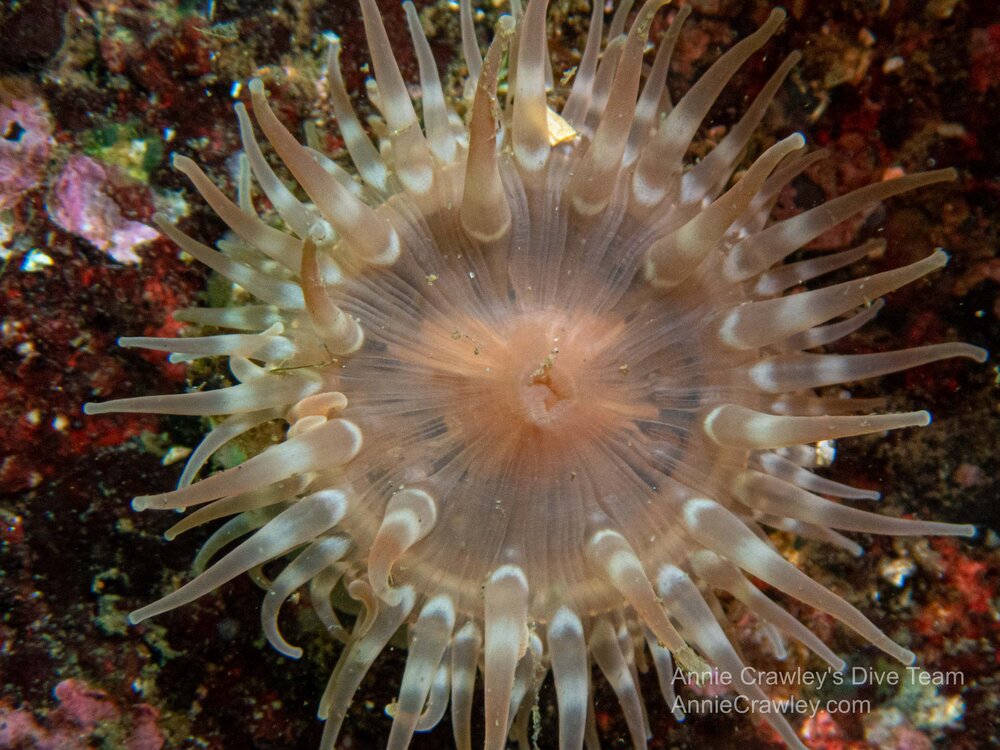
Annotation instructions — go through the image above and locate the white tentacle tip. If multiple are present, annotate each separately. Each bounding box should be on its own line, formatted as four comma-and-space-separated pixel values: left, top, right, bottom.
930, 248, 950, 267
303, 490, 349, 526
463, 218, 511, 245
488, 564, 528, 588
969, 346, 990, 363
571, 191, 609, 218
644, 257, 679, 290
548, 606, 583, 638
374, 584, 407, 607
701, 405, 725, 445
654, 564, 689, 599
366, 226, 401, 266
308, 220, 335, 246
330, 418, 364, 459
171, 154, 196, 173
681, 498, 717, 528
513, 142, 550, 174
131, 495, 157, 512
631, 170, 667, 208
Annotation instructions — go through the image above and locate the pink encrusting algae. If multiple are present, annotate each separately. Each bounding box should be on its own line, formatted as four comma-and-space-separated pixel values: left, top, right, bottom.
0, 678, 165, 750
85, 1, 986, 748
0, 97, 52, 212
48, 154, 160, 265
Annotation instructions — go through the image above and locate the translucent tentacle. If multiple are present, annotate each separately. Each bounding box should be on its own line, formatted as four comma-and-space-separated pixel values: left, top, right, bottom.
560, 0, 604, 128
249, 79, 400, 265
733, 470, 976, 537
235, 102, 317, 238
483, 565, 529, 750
590, 618, 647, 750
155, 215, 305, 309
416, 655, 451, 732
569, 0, 669, 216
130, 490, 347, 624
703, 403, 931, 450
682, 51, 801, 203
682, 498, 917, 664
625, 5, 691, 164
318, 587, 416, 748
689, 549, 845, 670
549, 607, 589, 750
262, 536, 350, 658
131, 418, 361, 511
718, 250, 949, 350
171, 156, 308, 275
451, 621, 482, 750
404, 1, 457, 164
632, 9, 787, 208
512, 0, 552, 172
656, 563, 808, 750
725, 170, 957, 281
748, 342, 987, 393
460, 0, 483, 89
461, 16, 515, 243
325, 38, 390, 193
387, 595, 456, 750
755, 238, 884, 296
359, 0, 437, 195
645, 134, 805, 288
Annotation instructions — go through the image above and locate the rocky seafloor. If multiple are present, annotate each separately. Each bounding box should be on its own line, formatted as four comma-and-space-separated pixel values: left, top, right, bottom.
1, 0, 998, 748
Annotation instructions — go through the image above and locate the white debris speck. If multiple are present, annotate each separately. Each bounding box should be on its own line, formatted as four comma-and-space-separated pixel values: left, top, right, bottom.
883, 56, 905, 74
162, 445, 193, 466
21, 248, 54, 272
815, 439, 836, 467
879, 557, 916, 587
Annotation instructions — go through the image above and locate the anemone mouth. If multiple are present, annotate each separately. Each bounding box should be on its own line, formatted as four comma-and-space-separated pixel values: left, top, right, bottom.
345, 300, 647, 451
80, 1, 986, 749
411, 311, 599, 433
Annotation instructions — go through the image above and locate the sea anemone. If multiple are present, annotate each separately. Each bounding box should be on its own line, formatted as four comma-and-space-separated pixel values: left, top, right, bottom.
85, 1, 985, 748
